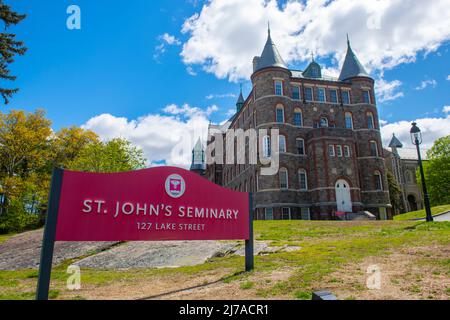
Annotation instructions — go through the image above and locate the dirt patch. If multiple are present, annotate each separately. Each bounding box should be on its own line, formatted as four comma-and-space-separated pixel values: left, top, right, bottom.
321, 245, 450, 300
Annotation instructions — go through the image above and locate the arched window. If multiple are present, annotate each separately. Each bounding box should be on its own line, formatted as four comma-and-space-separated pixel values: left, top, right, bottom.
298, 169, 308, 190
262, 135, 271, 158
345, 112, 353, 129
370, 140, 379, 157
374, 171, 383, 190
367, 112, 375, 129
320, 117, 328, 128
279, 168, 289, 189
276, 105, 285, 123
279, 135, 286, 153
296, 138, 305, 155
294, 108, 303, 126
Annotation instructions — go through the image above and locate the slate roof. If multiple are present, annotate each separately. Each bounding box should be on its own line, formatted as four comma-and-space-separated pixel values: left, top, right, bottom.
338, 36, 370, 81
254, 27, 287, 72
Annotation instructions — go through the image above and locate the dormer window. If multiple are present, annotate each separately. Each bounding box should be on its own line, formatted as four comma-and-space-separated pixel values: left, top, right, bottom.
275, 80, 283, 96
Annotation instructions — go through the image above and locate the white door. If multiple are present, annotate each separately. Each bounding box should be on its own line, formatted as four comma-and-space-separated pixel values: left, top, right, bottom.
335, 179, 352, 212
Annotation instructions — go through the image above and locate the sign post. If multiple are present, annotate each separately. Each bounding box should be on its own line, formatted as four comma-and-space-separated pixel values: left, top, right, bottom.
245, 192, 254, 272
35, 167, 253, 299
36, 168, 64, 300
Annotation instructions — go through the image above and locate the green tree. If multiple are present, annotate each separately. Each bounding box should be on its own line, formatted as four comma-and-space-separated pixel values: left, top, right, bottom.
69, 138, 147, 173
417, 135, 450, 206
387, 171, 404, 215
0, 1, 27, 105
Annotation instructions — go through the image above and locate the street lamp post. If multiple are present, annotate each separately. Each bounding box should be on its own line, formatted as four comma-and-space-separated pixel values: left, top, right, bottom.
410, 122, 433, 222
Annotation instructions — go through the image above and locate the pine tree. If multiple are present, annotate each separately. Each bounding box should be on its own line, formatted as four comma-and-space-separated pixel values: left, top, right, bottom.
0, 1, 26, 105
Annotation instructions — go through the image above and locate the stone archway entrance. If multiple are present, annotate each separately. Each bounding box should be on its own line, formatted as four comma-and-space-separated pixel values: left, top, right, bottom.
335, 179, 352, 212
407, 194, 418, 212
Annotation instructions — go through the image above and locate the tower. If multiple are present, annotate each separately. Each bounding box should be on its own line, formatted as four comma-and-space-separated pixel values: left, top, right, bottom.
190, 138, 206, 176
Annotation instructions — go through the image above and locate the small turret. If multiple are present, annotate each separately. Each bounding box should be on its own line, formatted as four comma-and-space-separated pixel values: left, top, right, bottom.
190, 138, 206, 175
236, 84, 244, 112
388, 134, 403, 155
252, 23, 287, 73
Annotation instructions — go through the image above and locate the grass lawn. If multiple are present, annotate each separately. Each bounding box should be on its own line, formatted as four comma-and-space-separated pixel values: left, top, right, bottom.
394, 204, 450, 221
0, 220, 449, 300
0, 233, 17, 245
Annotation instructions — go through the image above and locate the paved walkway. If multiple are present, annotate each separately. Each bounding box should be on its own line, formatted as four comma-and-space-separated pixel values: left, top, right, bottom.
433, 211, 450, 221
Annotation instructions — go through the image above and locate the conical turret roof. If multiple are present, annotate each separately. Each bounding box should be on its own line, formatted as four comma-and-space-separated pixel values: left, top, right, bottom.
388, 134, 403, 148
254, 25, 287, 72
339, 35, 370, 81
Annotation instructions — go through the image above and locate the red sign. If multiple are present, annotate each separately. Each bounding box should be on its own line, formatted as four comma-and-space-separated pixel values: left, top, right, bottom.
54, 167, 249, 241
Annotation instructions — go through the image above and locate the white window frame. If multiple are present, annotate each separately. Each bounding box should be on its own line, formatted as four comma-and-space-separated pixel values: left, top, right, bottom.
367, 112, 375, 129
275, 80, 283, 96
263, 135, 271, 158
279, 135, 286, 153
363, 90, 371, 104
298, 169, 308, 191
374, 171, 383, 190
370, 140, 378, 157
292, 85, 301, 100
279, 168, 289, 189
320, 117, 329, 128
304, 86, 314, 102
344, 145, 351, 158
337, 145, 343, 157
345, 112, 353, 129
281, 207, 291, 220
329, 89, 339, 104
296, 138, 305, 155
329, 145, 335, 157
294, 109, 303, 127
265, 207, 274, 220
276, 105, 285, 123
300, 207, 311, 220
317, 87, 326, 102
342, 90, 351, 105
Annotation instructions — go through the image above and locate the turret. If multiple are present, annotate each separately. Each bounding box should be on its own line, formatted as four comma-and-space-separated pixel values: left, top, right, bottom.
190, 138, 206, 176
388, 134, 403, 155
252, 24, 287, 74
236, 84, 244, 112
339, 35, 371, 81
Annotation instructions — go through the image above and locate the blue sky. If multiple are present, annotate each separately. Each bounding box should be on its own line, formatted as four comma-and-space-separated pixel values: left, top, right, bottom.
4, 0, 450, 166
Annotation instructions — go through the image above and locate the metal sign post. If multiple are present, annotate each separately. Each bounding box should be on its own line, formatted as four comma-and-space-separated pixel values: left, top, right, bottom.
36, 168, 63, 300
245, 192, 254, 272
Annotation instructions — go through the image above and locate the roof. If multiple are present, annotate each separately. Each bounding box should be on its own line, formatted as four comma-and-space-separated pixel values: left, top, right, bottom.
290, 70, 338, 82
193, 138, 203, 152
338, 37, 370, 81
397, 148, 429, 160
302, 59, 322, 79
254, 27, 287, 72
388, 134, 403, 148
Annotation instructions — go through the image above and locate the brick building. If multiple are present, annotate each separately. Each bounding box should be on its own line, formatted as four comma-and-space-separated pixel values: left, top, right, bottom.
204, 28, 392, 220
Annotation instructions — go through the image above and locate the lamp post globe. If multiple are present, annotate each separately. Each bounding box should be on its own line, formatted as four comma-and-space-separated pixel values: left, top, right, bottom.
410, 122, 433, 222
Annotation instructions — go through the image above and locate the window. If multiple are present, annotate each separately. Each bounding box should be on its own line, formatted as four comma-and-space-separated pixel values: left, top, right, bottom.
328, 145, 335, 157
330, 89, 338, 103
374, 171, 383, 190
319, 117, 328, 128
363, 90, 371, 104
370, 141, 378, 157
279, 168, 288, 189
317, 87, 326, 102
265, 208, 274, 220
292, 86, 300, 100
336, 145, 343, 157
282, 207, 291, 220
344, 145, 351, 157
294, 108, 302, 126
263, 135, 271, 158
298, 169, 308, 190
301, 207, 311, 220
367, 112, 375, 129
279, 135, 286, 153
276, 105, 284, 123
296, 138, 305, 155
341, 91, 350, 104
345, 112, 353, 129
275, 80, 283, 96
304, 87, 313, 101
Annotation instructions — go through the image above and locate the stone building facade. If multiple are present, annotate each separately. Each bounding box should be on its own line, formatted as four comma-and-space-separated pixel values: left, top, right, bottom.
383, 134, 427, 213
204, 28, 392, 220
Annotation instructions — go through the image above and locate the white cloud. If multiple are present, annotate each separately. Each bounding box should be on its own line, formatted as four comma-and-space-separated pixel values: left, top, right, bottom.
82, 104, 218, 168
181, 0, 450, 81
381, 115, 450, 149
415, 79, 437, 90
447, 75, 450, 81
186, 66, 197, 76
375, 78, 404, 103
154, 33, 182, 60
205, 93, 237, 100
443, 106, 450, 114
160, 33, 181, 45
